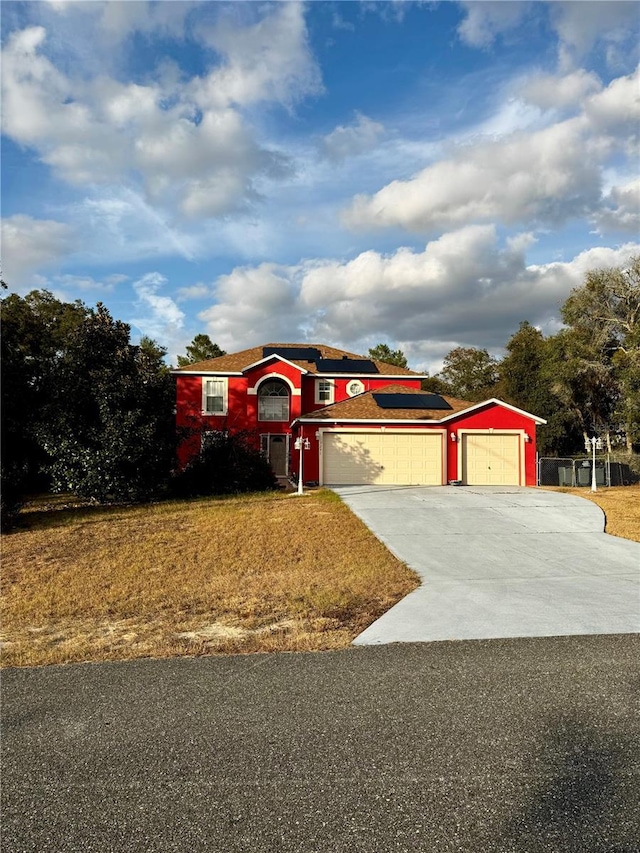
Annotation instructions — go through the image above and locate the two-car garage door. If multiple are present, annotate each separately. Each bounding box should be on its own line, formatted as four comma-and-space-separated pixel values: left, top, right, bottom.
323, 432, 444, 486
322, 430, 523, 486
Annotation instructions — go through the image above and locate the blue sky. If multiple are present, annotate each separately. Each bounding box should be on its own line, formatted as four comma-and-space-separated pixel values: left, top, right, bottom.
2, 0, 639, 371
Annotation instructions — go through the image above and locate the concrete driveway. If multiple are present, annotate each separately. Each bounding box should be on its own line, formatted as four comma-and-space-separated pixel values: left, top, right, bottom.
332, 486, 640, 643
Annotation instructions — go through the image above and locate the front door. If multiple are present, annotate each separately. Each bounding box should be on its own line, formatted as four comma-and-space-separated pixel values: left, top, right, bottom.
268, 435, 288, 476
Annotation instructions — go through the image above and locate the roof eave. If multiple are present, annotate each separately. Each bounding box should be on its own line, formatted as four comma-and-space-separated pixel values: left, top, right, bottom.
172, 369, 243, 376
293, 417, 446, 425
314, 372, 428, 379
294, 397, 547, 426
445, 397, 547, 425
242, 354, 309, 374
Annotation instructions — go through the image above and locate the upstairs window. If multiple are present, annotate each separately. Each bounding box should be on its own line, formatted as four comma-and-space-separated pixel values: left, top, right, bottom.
203, 378, 227, 415
315, 378, 335, 405
258, 380, 289, 421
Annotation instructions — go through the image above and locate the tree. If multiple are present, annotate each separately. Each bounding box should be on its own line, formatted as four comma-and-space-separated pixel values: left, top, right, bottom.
37, 308, 177, 502
498, 322, 582, 456
1, 291, 177, 510
368, 343, 408, 369
177, 334, 226, 367
1, 291, 87, 526
420, 375, 455, 396
546, 329, 619, 452
559, 257, 640, 452
438, 347, 500, 401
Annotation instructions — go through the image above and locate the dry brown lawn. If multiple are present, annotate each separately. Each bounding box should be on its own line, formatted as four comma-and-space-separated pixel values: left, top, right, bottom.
1, 490, 418, 668
544, 484, 640, 543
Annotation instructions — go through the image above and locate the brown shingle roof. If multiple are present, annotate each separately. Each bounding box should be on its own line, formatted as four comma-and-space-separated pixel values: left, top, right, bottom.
174, 343, 421, 376
299, 384, 474, 421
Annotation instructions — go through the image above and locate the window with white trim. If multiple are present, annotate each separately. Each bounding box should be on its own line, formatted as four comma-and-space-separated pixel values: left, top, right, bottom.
258, 380, 289, 421
346, 379, 365, 397
202, 378, 227, 415
315, 378, 335, 405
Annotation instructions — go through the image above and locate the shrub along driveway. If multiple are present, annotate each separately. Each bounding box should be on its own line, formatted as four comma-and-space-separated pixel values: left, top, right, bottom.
332, 486, 640, 644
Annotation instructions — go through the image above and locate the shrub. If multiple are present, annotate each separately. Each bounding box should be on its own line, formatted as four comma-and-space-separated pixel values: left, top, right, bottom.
171, 431, 277, 497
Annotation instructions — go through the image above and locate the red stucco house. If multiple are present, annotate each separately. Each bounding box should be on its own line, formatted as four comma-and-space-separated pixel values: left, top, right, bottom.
174, 343, 546, 487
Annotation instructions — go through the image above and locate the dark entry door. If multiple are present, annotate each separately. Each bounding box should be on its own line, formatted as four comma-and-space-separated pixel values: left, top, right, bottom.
269, 436, 287, 476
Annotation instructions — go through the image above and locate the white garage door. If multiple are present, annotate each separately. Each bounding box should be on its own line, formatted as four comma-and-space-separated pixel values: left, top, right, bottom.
462, 433, 521, 486
323, 432, 443, 486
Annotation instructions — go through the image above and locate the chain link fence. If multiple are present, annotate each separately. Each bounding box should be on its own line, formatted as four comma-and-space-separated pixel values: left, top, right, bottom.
538, 456, 636, 487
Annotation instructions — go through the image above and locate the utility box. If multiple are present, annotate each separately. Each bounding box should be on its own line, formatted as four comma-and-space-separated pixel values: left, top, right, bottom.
577, 463, 606, 486
558, 466, 574, 486
577, 465, 591, 486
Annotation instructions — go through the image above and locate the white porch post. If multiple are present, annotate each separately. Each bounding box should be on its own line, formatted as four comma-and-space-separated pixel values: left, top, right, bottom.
295, 435, 311, 495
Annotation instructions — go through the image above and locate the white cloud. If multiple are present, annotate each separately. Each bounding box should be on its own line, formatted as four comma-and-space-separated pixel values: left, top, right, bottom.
192, 2, 322, 109
551, 1, 639, 68
331, 11, 355, 32
1, 4, 319, 219
468, 96, 543, 140
1, 214, 76, 288
52, 273, 126, 293
130, 272, 186, 351
77, 188, 199, 262
199, 263, 307, 349
520, 69, 602, 111
593, 179, 640, 234
176, 283, 211, 302
457, 1, 532, 48
457, 0, 639, 70
198, 227, 640, 367
44, 0, 195, 43
99, 0, 194, 42
360, 1, 416, 25
342, 67, 638, 234
321, 113, 385, 163
584, 66, 640, 134
342, 117, 602, 232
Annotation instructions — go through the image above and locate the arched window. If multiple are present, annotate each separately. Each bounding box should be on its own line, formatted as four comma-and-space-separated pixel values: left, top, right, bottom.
258, 380, 290, 422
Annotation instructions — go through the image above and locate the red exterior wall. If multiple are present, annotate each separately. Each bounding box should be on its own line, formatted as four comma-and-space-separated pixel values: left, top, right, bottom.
300, 375, 421, 413
175, 362, 538, 485
176, 374, 256, 466
445, 403, 537, 486
292, 422, 321, 483
176, 364, 421, 469
294, 404, 539, 486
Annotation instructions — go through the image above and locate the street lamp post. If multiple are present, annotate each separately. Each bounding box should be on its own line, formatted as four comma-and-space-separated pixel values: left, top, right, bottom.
294, 436, 310, 495
589, 436, 602, 492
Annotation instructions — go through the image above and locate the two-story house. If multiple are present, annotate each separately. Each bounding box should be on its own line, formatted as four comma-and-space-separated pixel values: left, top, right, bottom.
174, 343, 545, 487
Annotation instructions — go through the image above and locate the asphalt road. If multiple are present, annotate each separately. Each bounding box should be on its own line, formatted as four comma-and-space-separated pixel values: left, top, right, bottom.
2, 635, 639, 853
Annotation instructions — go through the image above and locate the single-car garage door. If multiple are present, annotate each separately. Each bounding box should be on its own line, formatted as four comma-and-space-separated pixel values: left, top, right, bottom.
323, 431, 443, 486
462, 433, 521, 486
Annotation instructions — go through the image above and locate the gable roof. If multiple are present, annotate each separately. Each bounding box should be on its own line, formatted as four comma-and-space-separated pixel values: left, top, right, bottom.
173, 343, 422, 376
295, 385, 546, 424
297, 384, 474, 421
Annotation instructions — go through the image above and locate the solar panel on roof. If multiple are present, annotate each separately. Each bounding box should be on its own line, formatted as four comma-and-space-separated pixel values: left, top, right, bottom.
315, 358, 379, 374
262, 346, 321, 361
372, 393, 453, 410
